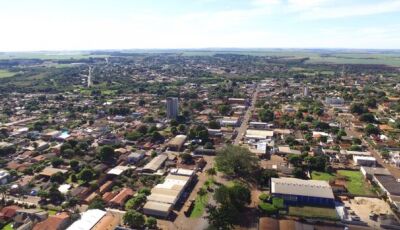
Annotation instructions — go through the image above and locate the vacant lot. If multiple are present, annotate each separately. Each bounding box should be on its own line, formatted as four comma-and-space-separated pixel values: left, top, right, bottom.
337, 170, 374, 196
311, 171, 336, 181
289, 206, 339, 220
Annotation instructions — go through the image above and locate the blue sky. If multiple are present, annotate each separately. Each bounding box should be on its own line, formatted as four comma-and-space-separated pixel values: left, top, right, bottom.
0, 0, 400, 51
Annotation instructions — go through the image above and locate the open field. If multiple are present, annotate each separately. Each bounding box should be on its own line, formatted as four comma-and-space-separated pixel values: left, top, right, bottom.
288, 206, 339, 220
337, 170, 375, 196
181, 50, 400, 67
311, 171, 336, 181
0, 69, 16, 78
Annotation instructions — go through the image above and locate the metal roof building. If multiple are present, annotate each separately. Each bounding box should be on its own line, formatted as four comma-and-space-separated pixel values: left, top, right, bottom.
271, 177, 335, 207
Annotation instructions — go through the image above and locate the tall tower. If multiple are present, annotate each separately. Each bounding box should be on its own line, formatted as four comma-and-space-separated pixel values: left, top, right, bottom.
87, 66, 93, 88
303, 86, 309, 97
166, 97, 179, 119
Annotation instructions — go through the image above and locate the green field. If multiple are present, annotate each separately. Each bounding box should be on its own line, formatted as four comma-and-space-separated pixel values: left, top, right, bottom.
181, 50, 400, 67
0, 70, 16, 78
289, 206, 339, 220
1, 223, 13, 230
337, 170, 374, 196
190, 193, 209, 218
311, 171, 336, 181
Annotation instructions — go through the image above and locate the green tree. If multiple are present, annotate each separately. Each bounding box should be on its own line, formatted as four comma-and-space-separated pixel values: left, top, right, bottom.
97, 145, 115, 163
365, 124, 380, 135
79, 168, 95, 183
146, 216, 157, 229
123, 210, 145, 229
88, 196, 105, 210
215, 145, 259, 179
258, 109, 274, 122
125, 194, 147, 210
51, 157, 64, 168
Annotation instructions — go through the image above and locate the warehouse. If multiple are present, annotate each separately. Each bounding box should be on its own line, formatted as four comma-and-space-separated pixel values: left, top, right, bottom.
271, 177, 335, 207
167, 135, 187, 151
143, 169, 194, 218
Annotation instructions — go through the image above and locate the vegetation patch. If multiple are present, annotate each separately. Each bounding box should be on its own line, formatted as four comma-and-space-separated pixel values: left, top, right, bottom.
288, 206, 339, 220
311, 171, 336, 181
337, 170, 374, 196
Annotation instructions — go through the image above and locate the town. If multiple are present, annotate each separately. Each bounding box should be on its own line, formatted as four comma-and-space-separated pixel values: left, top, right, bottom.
0, 51, 400, 230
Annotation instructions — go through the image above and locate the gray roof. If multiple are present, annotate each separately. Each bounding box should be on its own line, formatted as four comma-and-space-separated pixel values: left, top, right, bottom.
374, 175, 400, 196
271, 177, 334, 199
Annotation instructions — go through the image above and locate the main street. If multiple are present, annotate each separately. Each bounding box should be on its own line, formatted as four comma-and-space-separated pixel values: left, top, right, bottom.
234, 85, 260, 145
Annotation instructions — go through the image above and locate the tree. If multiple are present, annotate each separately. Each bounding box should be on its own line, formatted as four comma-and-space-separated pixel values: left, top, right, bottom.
218, 105, 232, 116
97, 145, 115, 163
365, 98, 377, 108
123, 210, 145, 229
255, 168, 278, 187
350, 103, 368, 115
258, 109, 274, 122
61, 149, 75, 158
125, 194, 147, 210
51, 157, 64, 168
146, 217, 157, 229
88, 196, 105, 210
258, 202, 278, 215
365, 124, 380, 136
126, 131, 142, 141
288, 154, 302, 167
215, 145, 259, 179
50, 172, 65, 184
359, 113, 376, 123
79, 168, 95, 183
206, 204, 237, 230
293, 167, 306, 179
206, 168, 217, 177
208, 120, 221, 129
70, 160, 79, 171
180, 153, 193, 164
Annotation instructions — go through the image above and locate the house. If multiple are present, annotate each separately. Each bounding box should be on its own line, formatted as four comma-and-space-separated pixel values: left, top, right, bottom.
0, 170, 10, 185
67, 209, 106, 230
276, 146, 301, 156
33, 212, 70, 230
91, 213, 121, 230
245, 129, 274, 141
219, 117, 239, 127
167, 135, 187, 151
271, 177, 335, 207
127, 151, 145, 164
13, 209, 48, 230
360, 166, 390, 180
39, 167, 68, 178
109, 188, 134, 208
0, 205, 20, 221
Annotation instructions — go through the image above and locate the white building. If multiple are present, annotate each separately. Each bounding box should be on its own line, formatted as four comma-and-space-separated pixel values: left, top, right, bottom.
353, 156, 376, 167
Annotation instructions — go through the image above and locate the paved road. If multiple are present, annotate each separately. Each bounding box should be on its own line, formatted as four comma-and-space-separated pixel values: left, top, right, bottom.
344, 126, 400, 179
234, 85, 259, 145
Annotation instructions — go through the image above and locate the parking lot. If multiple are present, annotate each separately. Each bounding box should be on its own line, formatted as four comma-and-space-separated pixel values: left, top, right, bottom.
344, 197, 394, 228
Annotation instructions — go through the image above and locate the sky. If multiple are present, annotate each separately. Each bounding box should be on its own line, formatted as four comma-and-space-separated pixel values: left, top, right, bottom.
0, 0, 400, 51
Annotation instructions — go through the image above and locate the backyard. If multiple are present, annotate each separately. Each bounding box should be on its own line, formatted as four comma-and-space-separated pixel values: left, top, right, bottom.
337, 170, 375, 196
311, 171, 336, 181
289, 206, 339, 220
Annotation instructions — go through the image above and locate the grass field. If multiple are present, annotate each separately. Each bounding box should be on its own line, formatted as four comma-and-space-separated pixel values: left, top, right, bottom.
0, 69, 16, 78
190, 193, 209, 218
289, 206, 339, 220
1, 223, 13, 230
311, 171, 336, 181
337, 170, 374, 196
